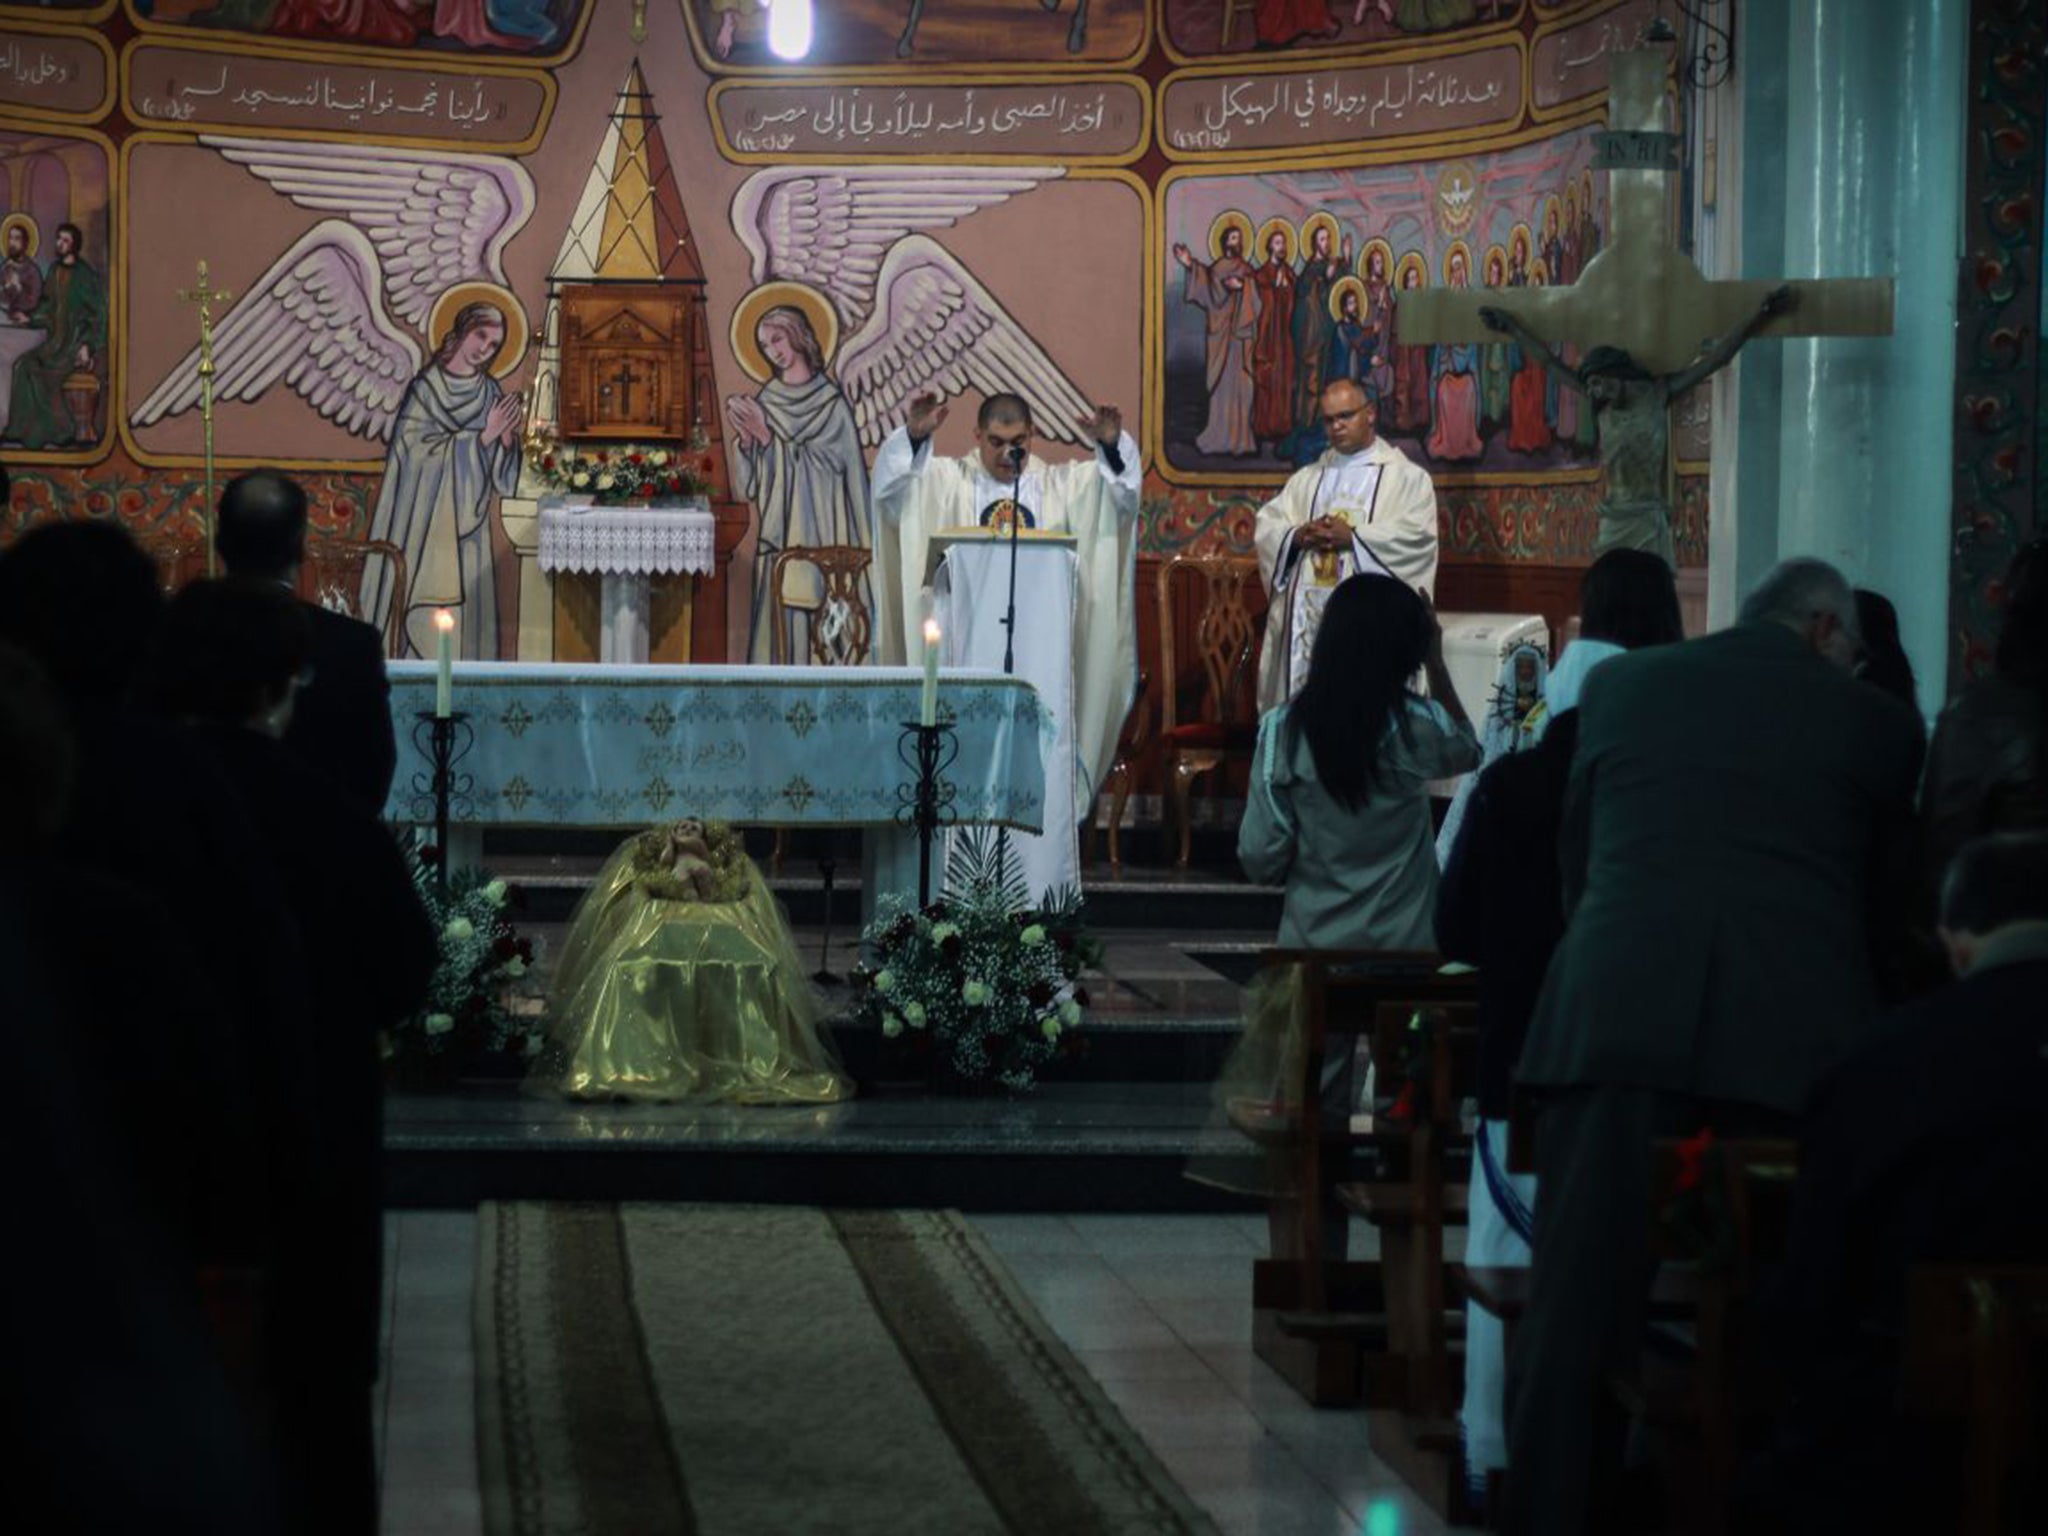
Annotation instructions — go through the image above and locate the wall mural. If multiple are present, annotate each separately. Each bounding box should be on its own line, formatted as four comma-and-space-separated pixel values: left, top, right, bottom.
1, 0, 1705, 669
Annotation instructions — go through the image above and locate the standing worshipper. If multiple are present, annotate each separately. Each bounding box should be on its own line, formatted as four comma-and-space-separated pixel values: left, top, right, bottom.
6, 222, 104, 450
215, 468, 398, 816
1253, 377, 1439, 713
1501, 558, 1923, 1536
362, 300, 525, 659
870, 389, 1141, 892
1923, 537, 2046, 881
1172, 222, 1258, 457
724, 303, 873, 664
148, 578, 435, 1536
1433, 549, 1683, 1510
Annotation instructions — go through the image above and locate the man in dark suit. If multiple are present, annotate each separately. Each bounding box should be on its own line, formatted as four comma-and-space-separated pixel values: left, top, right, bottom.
1502, 558, 1924, 1534
215, 469, 397, 814
1757, 831, 2048, 1530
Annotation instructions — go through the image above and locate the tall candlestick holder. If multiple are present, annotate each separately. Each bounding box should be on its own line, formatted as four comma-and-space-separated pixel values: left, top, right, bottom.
409, 712, 475, 892
895, 718, 959, 908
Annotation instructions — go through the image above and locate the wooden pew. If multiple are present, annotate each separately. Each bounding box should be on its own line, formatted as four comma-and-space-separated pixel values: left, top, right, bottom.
1902, 1264, 2048, 1535
1229, 951, 1478, 1426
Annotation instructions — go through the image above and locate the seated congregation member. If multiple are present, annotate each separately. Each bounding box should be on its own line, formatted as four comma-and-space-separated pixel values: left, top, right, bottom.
1502, 558, 1924, 1536
1433, 547, 1682, 1505
214, 468, 398, 815
532, 819, 851, 1104
1924, 537, 2046, 882
147, 577, 435, 1536
1760, 832, 2048, 1533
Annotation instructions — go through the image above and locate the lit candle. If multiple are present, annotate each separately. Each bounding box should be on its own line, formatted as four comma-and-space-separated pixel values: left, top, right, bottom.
434, 608, 456, 719
920, 617, 941, 727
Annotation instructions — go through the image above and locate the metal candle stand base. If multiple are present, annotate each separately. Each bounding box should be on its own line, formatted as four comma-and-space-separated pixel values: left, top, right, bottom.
410, 712, 475, 892
895, 720, 959, 909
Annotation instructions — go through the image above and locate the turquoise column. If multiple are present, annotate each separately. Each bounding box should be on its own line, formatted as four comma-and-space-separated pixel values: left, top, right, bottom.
1735, 0, 1968, 715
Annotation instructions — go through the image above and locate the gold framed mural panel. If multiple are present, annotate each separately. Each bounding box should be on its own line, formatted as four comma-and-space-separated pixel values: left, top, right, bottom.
1156, 0, 1530, 71
1155, 28, 1534, 166
0, 21, 118, 125
677, 0, 1153, 78
1149, 102, 1611, 492
0, 111, 119, 468
116, 34, 561, 155
705, 70, 1155, 166
119, 0, 598, 74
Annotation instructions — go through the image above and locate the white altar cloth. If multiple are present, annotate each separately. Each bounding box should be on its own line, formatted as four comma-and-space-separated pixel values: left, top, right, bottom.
536, 499, 716, 663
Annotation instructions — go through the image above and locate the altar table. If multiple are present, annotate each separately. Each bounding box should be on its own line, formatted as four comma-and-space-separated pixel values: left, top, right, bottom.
536, 500, 716, 663
382, 662, 1052, 909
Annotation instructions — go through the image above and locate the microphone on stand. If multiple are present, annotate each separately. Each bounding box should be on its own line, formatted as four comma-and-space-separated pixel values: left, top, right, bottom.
1000, 443, 1025, 674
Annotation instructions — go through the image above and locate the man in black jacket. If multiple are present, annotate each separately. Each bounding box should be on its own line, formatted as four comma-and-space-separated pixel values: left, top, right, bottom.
1503, 558, 1924, 1534
1758, 831, 2048, 1530
215, 469, 398, 815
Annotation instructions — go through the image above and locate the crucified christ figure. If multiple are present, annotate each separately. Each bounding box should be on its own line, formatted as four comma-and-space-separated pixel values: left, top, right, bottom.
1479, 284, 1793, 565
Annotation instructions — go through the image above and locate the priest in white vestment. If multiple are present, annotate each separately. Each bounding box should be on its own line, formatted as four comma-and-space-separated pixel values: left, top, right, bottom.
871, 390, 1141, 895
1254, 378, 1439, 713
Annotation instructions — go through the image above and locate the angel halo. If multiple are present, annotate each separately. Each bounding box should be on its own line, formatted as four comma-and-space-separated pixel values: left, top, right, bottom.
728, 280, 840, 385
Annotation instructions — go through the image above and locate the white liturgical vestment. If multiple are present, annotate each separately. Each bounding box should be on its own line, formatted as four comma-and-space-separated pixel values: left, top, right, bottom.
1253, 437, 1439, 713
871, 427, 1142, 896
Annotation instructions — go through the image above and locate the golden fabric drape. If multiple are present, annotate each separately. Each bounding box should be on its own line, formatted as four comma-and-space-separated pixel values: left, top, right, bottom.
530, 841, 851, 1105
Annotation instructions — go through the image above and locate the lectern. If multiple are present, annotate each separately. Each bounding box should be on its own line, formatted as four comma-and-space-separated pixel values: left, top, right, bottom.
928, 529, 1080, 900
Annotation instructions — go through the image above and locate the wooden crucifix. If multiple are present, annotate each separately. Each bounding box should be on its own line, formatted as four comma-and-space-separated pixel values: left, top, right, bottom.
1395, 40, 1894, 564
598, 356, 650, 421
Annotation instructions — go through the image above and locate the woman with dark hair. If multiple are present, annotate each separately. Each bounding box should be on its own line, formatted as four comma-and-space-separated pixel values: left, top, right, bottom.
1241, 573, 1478, 949
1924, 539, 2048, 882
1853, 588, 1919, 711
1192, 575, 1475, 1216
1433, 546, 1682, 1509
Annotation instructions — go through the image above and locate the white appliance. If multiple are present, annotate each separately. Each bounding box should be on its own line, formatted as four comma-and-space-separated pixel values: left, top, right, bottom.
1431, 611, 1550, 796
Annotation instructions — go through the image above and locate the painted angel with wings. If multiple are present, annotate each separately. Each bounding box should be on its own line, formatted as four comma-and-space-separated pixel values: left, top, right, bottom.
133, 137, 534, 659
726, 164, 1139, 869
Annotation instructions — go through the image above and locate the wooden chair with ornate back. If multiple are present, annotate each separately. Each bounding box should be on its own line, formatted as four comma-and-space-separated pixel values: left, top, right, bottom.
1156, 551, 1262, 868
769, 545, 873, 668
301, 538, 409, 658
769, 545, 874, 877
135, 525, 211, 596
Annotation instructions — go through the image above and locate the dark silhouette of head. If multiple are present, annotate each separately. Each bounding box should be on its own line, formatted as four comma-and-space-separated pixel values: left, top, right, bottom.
0, 642, 74, 857
148, 577, 311, 733
0, 521, 163, 706
1579, 548, 1684, 651
215, 469, 309, 581
1995, 537, 2047, 684
1852, 588, 1918, 709
1288, 575, 1434, 812
1578, 345, 1652, 383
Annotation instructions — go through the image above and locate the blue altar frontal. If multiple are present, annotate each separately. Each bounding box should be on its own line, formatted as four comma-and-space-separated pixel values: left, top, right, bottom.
383, 662, 1050, 834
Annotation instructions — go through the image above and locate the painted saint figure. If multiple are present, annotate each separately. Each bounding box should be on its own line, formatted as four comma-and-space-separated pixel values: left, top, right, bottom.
1480, 286, 1794, 563
1390, 253, 1432, 436
7, 223, 105, 451
724, 302, 874, 665
1249, 221, 1298, 455
362, 301, 525, 658
1424, 245, 1481, 462
1290, 217, 1351, 444
1173, 217, 1258, 457
1479, 247, 1511, 427
1, 218, 42, 323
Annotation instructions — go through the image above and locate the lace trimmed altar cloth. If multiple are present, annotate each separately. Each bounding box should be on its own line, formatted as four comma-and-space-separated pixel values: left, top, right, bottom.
536, 500, 717, 663
535, 500, 717, 576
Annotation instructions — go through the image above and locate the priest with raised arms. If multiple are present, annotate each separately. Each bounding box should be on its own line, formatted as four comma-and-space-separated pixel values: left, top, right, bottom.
1255, 378, 1440, 712
871, 389, 1141, 896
